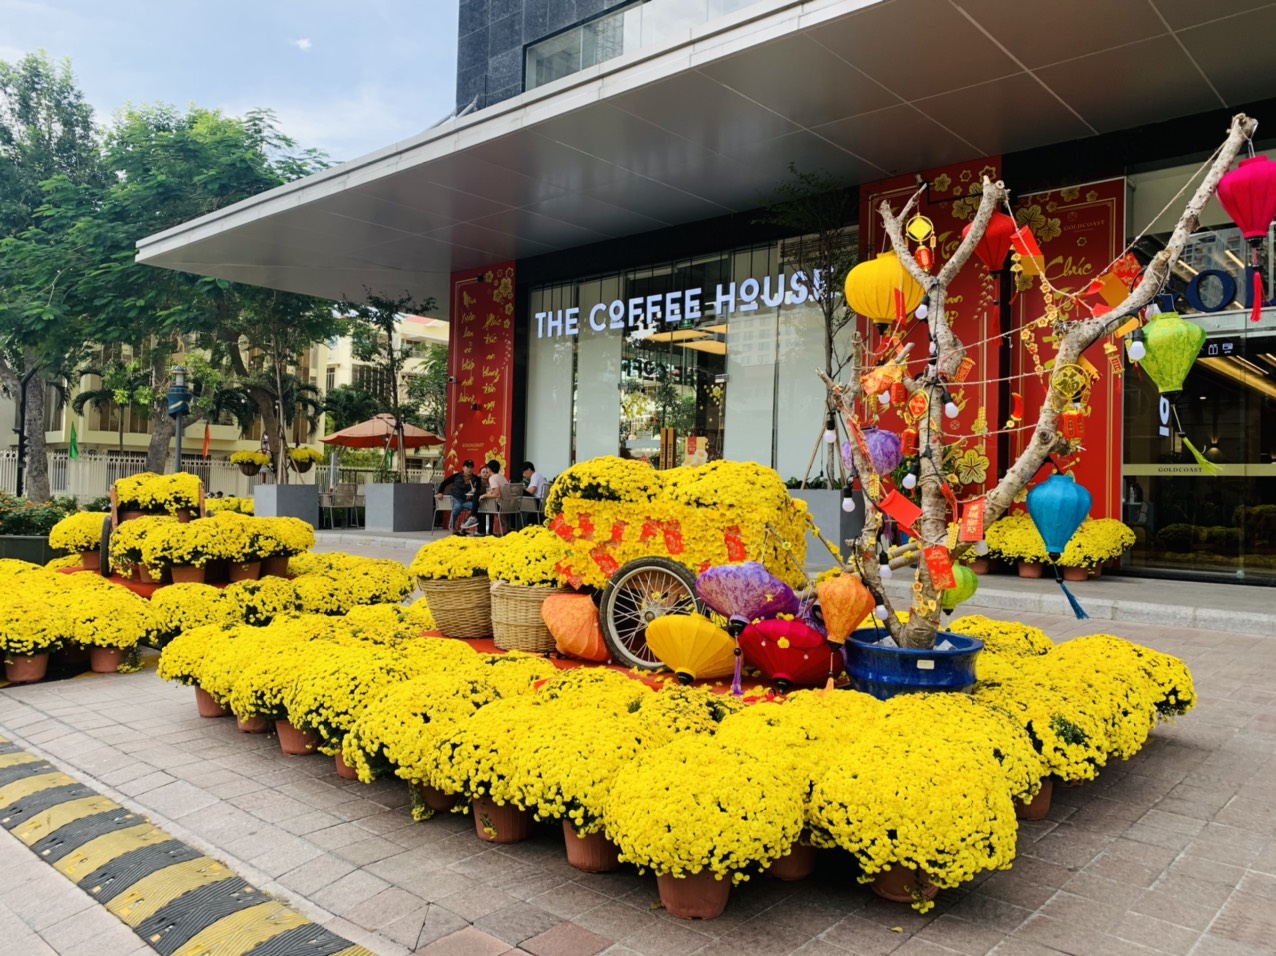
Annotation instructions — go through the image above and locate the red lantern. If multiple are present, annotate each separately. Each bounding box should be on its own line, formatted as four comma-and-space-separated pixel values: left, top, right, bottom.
901, 427, 919, 456
1216, 156, 1276, 322
738, 619, 831, 690
962, 211, 1017, 274
1060, 407, 1085, 441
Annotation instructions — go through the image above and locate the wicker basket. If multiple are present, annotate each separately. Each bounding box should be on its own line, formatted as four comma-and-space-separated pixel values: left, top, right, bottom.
490, 580, 563, 653
420, 575, 493, 639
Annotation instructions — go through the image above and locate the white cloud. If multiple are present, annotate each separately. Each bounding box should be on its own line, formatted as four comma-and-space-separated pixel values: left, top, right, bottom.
290, 38, 313, 52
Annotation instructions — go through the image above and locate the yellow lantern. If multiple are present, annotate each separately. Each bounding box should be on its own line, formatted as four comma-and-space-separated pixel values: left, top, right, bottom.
844, 251, 925, 328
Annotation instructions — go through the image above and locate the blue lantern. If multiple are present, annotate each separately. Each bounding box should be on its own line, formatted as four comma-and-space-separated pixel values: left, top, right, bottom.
1026, 474, 1092, 560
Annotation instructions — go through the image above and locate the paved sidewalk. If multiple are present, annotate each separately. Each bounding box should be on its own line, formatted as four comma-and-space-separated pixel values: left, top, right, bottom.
2, 605, 1276, 955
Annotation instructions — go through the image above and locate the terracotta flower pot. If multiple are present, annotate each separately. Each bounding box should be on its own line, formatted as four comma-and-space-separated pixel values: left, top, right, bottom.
89, 646, 126, 674
195, 686, 231, 718
275, 718, 321, 756
416, 784, 458, 813
261, 555, 290, 578
80, 550, 101, 572
120, 509, 146, 522
1016, 777, 1053, 821
472, 795, 532, 844
656, 871, 731, 920
228, 560, 262, 583
236, 715, 271, 734
334, 752, 358, 780
969, 556, 993, 575
135, 563, 162, 585
870, 864, 938, 904
562, 821, 621, 873
764, 841, 816, 881
170, 565, 206, 585
1061, 565, 1090, 582
1017, 561, 1044, 579
5, 653, 49, 684
174, 509, 193, 524
1091, 564, 1104, 579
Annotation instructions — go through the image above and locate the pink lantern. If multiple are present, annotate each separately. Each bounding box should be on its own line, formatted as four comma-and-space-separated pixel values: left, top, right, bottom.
1217, 155, 1276, 322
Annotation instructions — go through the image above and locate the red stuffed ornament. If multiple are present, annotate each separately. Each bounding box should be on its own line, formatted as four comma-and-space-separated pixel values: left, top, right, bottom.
1216, 155, 1276, 322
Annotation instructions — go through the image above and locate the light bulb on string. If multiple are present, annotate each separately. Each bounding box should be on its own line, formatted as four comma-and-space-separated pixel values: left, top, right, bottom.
1127, 328, 1146, 362
878, 390, 891, 406
824, 413, 836, 444
841, 483, 857, 512
974, 539, 990, 556
874, 605, 889, 620
878, 552, 893, 580
902, 466, 919, 491
915, 295, 929, 320
942, 390, 960, 419
929, 340, 937, 356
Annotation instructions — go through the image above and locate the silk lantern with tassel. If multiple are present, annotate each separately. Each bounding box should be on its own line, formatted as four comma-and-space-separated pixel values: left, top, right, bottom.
738, 618, 831, 690
962, 210, 1017, 304
1140, 312, 1219, 475
1216, 155, 1276, 323
845, 251, 925, 330
645, 613, 736, 684
941, 564, 978, 616
1026, 473, 1092, 620
696, 562, 798, 695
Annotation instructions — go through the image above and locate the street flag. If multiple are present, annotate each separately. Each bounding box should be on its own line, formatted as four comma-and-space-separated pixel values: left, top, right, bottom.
69, 423, 79, 460
202, 423, 211, 458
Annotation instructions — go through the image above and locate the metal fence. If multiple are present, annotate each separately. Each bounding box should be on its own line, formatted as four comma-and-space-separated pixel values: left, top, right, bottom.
0, 450, 258, 502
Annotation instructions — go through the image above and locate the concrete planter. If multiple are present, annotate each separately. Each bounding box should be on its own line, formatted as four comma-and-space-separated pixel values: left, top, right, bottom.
254, 484, 319, 527
0, 535, 58, 565
788, 489, 863, 570
364, 483, 435, 533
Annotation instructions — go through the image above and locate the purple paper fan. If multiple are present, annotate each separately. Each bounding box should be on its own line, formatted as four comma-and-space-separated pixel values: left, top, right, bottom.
696, 561, 798, 622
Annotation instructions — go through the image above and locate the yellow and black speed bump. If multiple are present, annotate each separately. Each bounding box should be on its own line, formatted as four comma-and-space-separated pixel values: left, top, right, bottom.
0, 736, 375, 956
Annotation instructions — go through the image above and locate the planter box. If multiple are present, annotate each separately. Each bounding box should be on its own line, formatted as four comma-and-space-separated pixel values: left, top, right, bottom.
0, 535, 58, 565
789, 489, 863, 570
254, 484, 319, 527
365, 483, 435, 533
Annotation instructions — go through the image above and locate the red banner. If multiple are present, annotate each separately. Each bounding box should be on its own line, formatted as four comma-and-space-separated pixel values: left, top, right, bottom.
446, 262, 516, 473
861, 157, 1004, 507
1010, 179, 1125, 519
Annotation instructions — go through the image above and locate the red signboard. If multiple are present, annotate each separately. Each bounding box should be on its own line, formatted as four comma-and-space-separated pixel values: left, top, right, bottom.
445, 262, 516, 473
1010, 179, 1126, 519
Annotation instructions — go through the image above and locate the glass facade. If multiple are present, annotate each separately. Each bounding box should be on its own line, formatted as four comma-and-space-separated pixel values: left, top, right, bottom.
1121, 161, 1276, 583
526, 0, 762, 92
525, 242, 846, 479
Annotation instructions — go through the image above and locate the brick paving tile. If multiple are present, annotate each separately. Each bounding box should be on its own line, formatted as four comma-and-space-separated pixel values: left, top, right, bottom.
417, 925, 513, 955
521, 922, 613, 956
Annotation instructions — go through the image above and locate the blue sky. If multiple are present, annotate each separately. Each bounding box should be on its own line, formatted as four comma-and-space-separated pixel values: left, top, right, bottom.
0, 0, 459, 163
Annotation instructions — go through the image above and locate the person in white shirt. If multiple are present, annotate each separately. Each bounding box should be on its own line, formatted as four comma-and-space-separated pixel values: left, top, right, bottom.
478, 460, 510, 535
521, 462, 547, 499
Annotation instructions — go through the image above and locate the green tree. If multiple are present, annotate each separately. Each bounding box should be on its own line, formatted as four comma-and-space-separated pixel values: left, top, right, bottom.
345, 291, 437, 481
70, 358, 153, 453
323, 384, 384, 433
404, 342, 448, 436
0, 52, 103, 500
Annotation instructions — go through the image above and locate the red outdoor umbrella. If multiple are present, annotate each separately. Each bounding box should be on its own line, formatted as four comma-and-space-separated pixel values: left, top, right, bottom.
319, 414, 444, 449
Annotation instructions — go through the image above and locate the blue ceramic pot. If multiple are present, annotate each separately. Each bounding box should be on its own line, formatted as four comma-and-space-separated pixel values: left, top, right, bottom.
844, 628, 983, 700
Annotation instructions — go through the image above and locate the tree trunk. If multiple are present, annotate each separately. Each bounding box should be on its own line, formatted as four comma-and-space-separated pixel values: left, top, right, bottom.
23, 373, 51, 503
145, 355, 174, 474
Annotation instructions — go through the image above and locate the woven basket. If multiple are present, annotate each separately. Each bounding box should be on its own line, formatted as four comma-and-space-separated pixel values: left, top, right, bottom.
490, 580, 563, 653
420, 575, 493, 639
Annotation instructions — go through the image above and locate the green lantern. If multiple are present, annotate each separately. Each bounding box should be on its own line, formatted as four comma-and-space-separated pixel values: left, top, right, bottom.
1136, 312, 1218, 475
941, 564, 978, 616
1138, 312, 1205, 396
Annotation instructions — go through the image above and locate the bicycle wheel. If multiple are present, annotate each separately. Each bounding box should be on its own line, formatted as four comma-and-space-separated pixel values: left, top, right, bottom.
600, 557, 702, 671
98, 516, 113, 578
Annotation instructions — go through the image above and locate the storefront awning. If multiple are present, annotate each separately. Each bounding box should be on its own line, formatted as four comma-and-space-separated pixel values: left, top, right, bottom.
136, 0, 1274, 310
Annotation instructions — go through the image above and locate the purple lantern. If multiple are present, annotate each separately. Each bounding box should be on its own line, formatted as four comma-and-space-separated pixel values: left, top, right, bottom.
696, 562, 798, 624
863, 428, 904, 475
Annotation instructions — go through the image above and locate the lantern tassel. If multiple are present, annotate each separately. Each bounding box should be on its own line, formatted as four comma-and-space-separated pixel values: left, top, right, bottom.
1052, 565, 1089, 620
1251, 265, 1263, 324
1181, 434, 1222, 477
731, 643, 744, 698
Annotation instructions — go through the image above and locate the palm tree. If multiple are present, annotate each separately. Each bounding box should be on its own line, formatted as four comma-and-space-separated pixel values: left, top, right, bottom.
71, 360, 153, 453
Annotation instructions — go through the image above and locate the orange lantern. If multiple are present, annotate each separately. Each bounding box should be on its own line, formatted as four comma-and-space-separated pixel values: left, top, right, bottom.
901, 427, 919, 457
1060, 406, 1086, 441
542, 593, 610, 663
844, 252, 926, 329
816, 573, 876, 645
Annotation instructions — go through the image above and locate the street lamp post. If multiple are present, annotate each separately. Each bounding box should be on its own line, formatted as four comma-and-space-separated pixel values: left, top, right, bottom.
167, 367, 191, 474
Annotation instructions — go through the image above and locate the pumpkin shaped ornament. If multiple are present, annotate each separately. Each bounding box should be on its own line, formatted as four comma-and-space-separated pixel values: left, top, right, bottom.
542, 592, 610, 663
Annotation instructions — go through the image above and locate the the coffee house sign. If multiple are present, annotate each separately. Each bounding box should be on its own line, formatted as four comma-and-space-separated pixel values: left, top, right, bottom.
534, 270, 830, 339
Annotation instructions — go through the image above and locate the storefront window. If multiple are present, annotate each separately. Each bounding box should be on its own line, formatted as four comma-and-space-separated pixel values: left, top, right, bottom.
525, 240, 850, 477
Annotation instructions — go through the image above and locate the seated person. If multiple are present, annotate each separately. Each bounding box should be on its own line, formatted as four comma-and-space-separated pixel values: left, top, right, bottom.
446, 459, 481, 533
521, 461, 547, 499
477, 460, 509, 535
